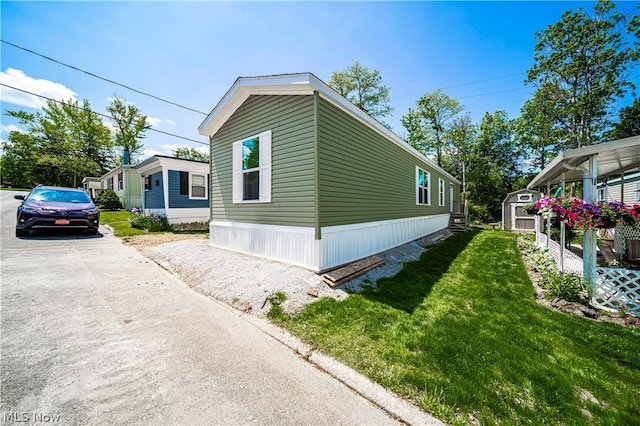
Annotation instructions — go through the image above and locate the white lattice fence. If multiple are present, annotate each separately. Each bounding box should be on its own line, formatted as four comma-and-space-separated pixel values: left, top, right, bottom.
614, 224, 640, 259
592, 268, 640, 316
536, 231, 584, 275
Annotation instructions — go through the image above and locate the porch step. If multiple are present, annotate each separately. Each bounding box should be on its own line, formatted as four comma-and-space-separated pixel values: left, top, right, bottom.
449, 213, 467, 232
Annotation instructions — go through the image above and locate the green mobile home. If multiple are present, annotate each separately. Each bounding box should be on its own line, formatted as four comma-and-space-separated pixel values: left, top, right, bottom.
199, 73, 461, 271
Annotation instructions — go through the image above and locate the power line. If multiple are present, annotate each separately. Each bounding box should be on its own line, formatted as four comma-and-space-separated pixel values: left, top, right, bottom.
1, 39, 208, 115
1, 83, 208, 145
393, 72, 527, 99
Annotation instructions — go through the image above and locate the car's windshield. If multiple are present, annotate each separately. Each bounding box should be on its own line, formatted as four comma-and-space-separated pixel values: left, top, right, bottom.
29, 189, 92, 204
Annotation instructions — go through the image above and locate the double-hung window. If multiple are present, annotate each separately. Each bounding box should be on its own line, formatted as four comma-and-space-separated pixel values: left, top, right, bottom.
438, 178, 445, 206
416, 167, 430, 205
179, 171, 208, 199
232, 130, 272, 203
191, 174, 207, 199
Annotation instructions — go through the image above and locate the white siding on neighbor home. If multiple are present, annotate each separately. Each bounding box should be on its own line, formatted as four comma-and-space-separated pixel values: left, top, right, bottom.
209, 213, 450, 272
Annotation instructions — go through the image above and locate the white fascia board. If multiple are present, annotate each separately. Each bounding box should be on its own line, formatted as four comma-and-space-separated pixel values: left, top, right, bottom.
198, 72, 460, 185
134, 156, 209, 176
198, 74, 316, 136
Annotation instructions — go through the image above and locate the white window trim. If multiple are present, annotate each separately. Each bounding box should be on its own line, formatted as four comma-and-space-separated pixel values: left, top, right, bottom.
416, 166, 430, 206
189, 172, 208, 200
438, 178, 445, 207
232, 130, 272, 204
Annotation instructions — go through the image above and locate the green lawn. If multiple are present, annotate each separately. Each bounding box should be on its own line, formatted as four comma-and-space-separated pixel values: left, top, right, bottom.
99, 210, 148, 237
274, 230, 640, 425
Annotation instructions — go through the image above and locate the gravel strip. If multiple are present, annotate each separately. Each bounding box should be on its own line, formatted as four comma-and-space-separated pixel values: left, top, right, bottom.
140, 230, 451, 316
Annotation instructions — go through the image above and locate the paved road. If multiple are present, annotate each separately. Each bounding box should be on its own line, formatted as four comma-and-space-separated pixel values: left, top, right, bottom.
0, 190, 396, 425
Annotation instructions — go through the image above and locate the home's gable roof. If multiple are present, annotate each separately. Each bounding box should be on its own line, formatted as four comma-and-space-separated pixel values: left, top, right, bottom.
198, 72, 460, 184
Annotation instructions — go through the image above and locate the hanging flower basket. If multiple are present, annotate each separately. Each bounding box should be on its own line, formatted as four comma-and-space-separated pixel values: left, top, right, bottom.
526, 207, 538, 215
535, 196, 640, 229
596, 218, 617, 229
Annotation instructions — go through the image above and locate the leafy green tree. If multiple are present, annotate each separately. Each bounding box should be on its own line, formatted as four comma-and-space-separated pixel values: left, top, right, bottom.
514, 82, 564, 170
1, 130, 40, 188
401, 90, 463, 168
526, 0, 638, 148
1, 100, 113, 188
607, 98, 640, 140
468, 111, 520, 221
106, 96, 150, 165
328, 61, 393, 122
173, 146, 209, 162
443, 113, 476, 215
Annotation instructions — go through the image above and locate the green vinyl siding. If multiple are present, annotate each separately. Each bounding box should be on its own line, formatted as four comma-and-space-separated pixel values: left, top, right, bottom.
210, 95, 316, 227
317, 97, 458, 227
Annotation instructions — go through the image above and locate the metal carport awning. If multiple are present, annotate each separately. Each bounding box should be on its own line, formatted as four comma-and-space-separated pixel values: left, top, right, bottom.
527, 136, 640, 190
525, 135, 640, 281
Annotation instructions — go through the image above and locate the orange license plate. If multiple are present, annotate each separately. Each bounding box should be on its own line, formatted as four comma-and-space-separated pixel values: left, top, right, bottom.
55, 219, 70, 225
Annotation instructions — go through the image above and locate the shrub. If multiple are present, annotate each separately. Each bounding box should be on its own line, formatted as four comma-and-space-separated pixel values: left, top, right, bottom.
146, 214, 170, 232
99, 189, 123, 211
127, 212, 171, 232
129, 213, 149, 229
541, 271, 588, 302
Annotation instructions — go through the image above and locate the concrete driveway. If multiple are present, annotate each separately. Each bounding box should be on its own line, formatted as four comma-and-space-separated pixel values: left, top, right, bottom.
0, 190, 398, 425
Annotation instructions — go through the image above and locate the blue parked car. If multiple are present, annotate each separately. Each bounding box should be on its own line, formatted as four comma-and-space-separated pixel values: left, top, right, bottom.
15, 186, 100, 237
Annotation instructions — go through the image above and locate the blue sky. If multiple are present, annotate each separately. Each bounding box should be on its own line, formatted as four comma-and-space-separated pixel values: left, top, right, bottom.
1, 1, 637, 160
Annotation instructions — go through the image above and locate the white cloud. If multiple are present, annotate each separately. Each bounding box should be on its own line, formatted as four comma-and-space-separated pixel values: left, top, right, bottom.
142, 147, 165, 158
195, 145, 209, 156
146, 116, 163, 127
166, 119, 176, 125
0, 68, 76, 109
1, 124, 23, 134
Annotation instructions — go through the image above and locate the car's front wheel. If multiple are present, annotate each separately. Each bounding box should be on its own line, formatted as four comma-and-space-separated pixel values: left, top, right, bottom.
15, 228, 28, 238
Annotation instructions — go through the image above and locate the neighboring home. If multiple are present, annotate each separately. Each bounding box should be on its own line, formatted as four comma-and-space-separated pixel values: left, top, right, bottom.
598, 171, 640, 205
133, 155, 210, 230
81, 176, 102, 200
99, 164, 142, 210
198, 72, 462, 272
501, 189, 540, 233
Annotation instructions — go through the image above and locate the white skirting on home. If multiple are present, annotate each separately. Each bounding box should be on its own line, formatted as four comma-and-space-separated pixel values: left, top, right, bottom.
209, 213, 450, 272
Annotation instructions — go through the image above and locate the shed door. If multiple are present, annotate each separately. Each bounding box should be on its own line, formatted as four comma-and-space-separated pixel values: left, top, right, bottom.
511, 203, 535, 232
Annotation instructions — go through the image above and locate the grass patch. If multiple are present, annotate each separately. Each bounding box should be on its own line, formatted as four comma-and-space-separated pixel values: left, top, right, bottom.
274, 230, 640, 425
99, 210, 148, 237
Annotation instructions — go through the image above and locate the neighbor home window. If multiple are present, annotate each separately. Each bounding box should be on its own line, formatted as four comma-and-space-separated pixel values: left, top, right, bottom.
416, 167, 430, 205
118, 172, 123, 190
144, 176, 151, 191
107, 177, 114, 190
232, 130, 271, 203
439, 178, 445, 206
636, 182, 640, 202
190, 174, 207, 199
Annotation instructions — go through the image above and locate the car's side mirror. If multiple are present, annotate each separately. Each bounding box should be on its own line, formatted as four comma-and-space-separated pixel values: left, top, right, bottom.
14, 194, 25, 200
